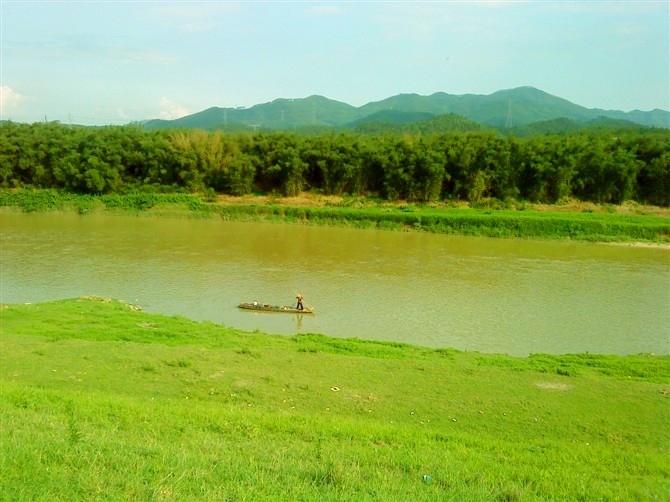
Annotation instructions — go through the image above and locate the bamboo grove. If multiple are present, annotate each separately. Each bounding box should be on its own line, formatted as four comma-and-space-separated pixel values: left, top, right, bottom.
1, 121, 668, 206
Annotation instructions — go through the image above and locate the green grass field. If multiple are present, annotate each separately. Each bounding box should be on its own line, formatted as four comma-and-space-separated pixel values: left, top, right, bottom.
2, 298, 669, 500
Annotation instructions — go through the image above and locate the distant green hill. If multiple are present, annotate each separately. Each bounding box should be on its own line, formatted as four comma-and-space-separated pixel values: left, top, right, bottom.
144, 96, 357, 131
353, 113, 486, 135
347, 109, 435, 127
141, 86, 669, 132
500, 116, 651, 137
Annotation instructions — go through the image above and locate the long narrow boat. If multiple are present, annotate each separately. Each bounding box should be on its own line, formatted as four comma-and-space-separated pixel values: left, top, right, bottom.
238, 302, 315, 314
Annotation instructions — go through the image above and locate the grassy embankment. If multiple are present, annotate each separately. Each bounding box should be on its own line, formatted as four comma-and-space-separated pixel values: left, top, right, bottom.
2, 188, 669, 244
1, 297, 669, 500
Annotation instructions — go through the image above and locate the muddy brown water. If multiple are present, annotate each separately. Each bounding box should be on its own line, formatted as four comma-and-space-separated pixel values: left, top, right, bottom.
1, 211, 668, 356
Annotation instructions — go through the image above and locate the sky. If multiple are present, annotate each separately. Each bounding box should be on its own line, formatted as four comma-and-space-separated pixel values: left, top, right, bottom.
1, 1, 668, 126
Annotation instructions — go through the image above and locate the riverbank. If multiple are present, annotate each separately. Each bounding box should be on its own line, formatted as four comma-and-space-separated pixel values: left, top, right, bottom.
1, 297, 669, 500
1, 189, 669, 244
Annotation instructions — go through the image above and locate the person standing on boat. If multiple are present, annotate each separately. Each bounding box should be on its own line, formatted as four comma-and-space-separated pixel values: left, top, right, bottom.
296, 293, 304, 311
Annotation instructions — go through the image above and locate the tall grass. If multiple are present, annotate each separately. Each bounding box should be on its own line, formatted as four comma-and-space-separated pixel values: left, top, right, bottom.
214, 203, 670, 243
0, 189, 205, 214
1, 298, 669, 500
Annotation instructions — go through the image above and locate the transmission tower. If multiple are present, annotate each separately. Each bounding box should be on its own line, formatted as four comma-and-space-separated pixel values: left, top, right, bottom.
505, 97, 513, 128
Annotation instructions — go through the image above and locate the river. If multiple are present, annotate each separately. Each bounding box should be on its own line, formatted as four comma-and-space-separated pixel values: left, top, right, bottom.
1, 211, 668, 356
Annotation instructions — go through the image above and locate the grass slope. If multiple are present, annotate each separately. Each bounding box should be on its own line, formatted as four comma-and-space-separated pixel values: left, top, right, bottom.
2, 298, 669, 500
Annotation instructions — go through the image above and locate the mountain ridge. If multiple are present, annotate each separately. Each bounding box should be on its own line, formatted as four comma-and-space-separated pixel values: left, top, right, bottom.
142, 86, 669, 131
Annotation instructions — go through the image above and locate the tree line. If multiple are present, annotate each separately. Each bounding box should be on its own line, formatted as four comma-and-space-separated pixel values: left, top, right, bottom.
1, 121, 668, 206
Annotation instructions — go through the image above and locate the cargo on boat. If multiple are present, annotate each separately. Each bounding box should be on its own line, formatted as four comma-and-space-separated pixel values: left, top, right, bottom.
238, 302, 315, 314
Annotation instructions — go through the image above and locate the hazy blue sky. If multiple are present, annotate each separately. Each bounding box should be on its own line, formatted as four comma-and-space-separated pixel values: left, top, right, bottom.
2, 1, 668, 125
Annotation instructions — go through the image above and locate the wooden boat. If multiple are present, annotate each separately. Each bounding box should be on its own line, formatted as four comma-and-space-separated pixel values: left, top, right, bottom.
238, 302, 315, 314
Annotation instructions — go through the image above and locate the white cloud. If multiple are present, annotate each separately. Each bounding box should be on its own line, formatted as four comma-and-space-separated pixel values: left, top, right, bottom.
158, 97, 191, 120
0, 85, 26, 117
538, 2, 664, 15
147, 3, 241, 33
305, 6, 344, 16
116, 107, 131, 121
116, 48, 178, 65
6, 37, 178, 66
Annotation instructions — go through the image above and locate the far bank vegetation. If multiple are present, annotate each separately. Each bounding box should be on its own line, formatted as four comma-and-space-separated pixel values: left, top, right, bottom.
1, 122, 668, 207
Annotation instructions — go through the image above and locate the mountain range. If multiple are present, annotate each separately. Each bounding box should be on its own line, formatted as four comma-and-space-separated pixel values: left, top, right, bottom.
142, 86, 669, 133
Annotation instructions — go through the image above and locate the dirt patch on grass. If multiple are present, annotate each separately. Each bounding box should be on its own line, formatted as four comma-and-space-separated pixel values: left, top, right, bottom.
215, 192, 345, 207
535, 381, 573, 391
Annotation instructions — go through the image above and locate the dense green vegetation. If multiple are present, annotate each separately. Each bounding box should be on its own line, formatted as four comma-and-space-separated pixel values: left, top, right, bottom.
3, 189, 669, 243
1, 298, 669, 500
2, 121, 669, 206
